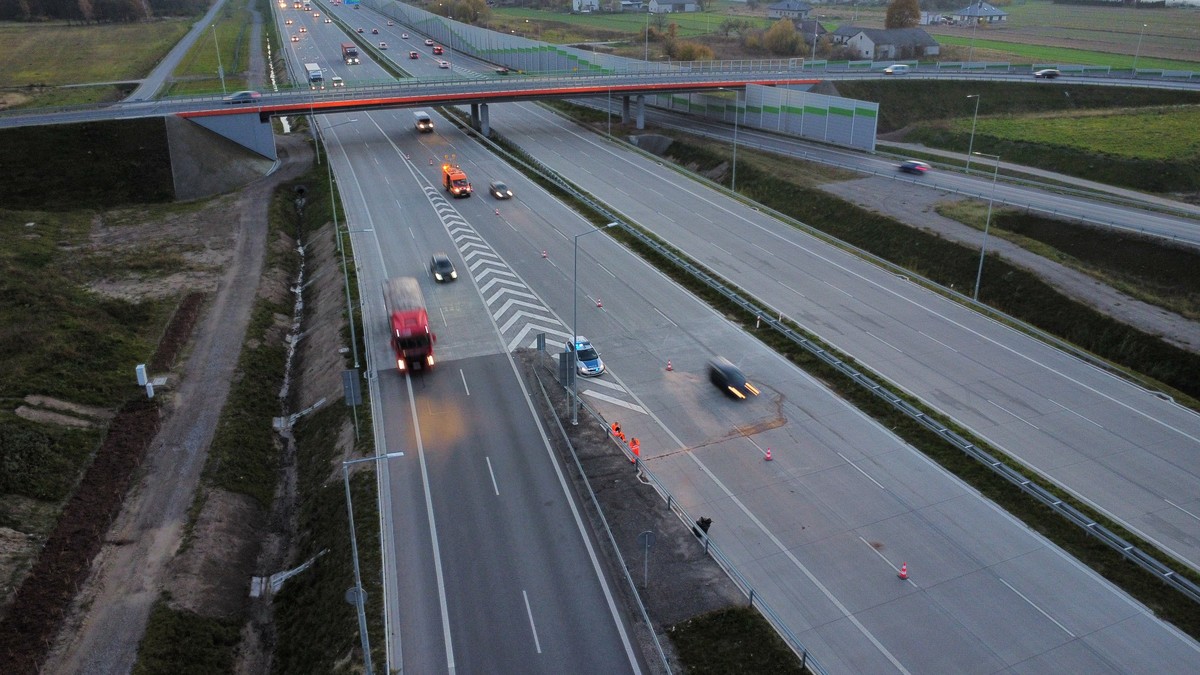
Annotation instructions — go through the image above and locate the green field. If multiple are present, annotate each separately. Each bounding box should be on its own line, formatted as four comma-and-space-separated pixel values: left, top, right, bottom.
932, 35, 1198, 71
951, 105, 1200, 161
0, 21, 191, 87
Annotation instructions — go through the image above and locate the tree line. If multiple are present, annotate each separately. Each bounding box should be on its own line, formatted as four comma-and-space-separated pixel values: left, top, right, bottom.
0, 0, 209, 22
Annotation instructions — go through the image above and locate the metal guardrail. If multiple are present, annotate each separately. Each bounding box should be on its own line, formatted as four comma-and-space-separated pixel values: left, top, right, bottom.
465, 114, 1200, 610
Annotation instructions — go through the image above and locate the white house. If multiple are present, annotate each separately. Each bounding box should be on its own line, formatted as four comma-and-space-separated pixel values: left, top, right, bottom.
767, 0, 812, 20
831, 26, 940, 60
572, 0, 600, 11
648, 0, 696, 13
952, 1, 1008, 24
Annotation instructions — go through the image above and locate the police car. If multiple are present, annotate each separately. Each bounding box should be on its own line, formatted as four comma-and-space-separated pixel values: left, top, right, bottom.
569, 337, 605, 377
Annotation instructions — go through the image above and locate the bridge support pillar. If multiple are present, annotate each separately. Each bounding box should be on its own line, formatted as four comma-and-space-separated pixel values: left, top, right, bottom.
635, 94, 645, 130
470, 103, 491, 136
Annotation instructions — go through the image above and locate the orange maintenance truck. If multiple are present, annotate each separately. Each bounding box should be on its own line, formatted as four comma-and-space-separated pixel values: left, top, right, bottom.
442, 163, 472, 198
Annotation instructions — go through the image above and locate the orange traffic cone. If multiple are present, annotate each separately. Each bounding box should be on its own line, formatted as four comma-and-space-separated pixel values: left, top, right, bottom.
495, 208, 500, 216
596, 298, 603, 308
666, 360, 673, 371
898, 563, 908, 580
429, 158, 433, 165
764, 447, 772, 461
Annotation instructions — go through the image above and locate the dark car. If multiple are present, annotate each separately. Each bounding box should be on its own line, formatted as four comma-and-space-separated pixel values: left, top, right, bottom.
371, 28, 379, 34
1033, 68, 1061, 79
898, 160, 931, 175
223, 90, 262, 105
357, 27, 364, 33
430, 252, 457, 282
708, 357, 760, 400
488, 181, 513, 199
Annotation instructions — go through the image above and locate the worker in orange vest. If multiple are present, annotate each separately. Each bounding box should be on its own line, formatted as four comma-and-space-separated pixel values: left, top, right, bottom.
629, 437, 640, 464
611, 421, 625, 442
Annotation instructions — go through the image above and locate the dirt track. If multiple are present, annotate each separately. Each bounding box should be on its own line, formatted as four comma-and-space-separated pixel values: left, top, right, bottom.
37, 134, 314, 675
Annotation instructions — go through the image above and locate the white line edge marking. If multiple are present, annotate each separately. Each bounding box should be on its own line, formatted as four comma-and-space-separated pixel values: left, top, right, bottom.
999, 578, 1076, 637
486, 456, 500, 496
838, 451, 886, 490
522, 590, 542, 654
459, 369, 469, 396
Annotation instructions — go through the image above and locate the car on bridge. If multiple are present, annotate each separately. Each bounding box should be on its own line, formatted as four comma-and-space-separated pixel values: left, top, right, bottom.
223, 90, 262, 105
898, 160, 931, 175
883, 64, 909, 75
1034, 68, 1061, 79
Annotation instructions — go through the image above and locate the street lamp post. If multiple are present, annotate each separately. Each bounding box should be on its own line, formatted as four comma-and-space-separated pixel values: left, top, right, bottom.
731, 90, 740, 192
211, 24, 227, 95
644, 7, 650, 63
571, 223, 619, 425
342, 452, 405, 675
318, 119, 362, 375
968, 12, 979, 64
811, 22, 818, 62
972, 152, 1000, 301
965, 94, 980, 173
1133, 23, 1148, 74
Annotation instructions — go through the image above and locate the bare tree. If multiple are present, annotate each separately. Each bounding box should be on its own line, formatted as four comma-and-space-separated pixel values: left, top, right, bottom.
885, 0, 921, 29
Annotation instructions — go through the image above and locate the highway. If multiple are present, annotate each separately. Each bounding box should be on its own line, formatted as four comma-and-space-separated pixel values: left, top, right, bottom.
301, 2, 1200, 672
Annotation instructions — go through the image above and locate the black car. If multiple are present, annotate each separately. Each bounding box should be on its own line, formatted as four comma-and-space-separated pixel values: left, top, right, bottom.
430, 252, 457, 282
488, 181, 513, 199
1033, 68, 1061, 79
898, 160, 930, 175
708, 357, 760, 400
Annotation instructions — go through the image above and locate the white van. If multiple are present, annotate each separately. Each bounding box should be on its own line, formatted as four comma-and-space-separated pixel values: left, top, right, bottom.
414, 111, 433, 133
883, 64, 910, 75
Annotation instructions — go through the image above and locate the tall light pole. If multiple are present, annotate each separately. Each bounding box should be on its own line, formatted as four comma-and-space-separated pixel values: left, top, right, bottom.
731, 89, 740, 192
811, 21, 818, 62
644, 5, 651, 63
342, 452, 405, 675
972, 152, 1000, 301
965, 94, 980, 173
572, 222, 619, 425
319, 119, 361, 374
1132, 23, 1148, 74
968, 3, 980, 64
211, 24, 227, 95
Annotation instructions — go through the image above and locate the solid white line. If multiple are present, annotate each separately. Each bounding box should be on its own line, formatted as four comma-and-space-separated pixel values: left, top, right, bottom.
522, 590, 542, 654
712, 243, 732, 256
988, 399, 1041, 430
822, 279, 854, 298
459, 369, 469, 396
405, 374, 456, 673
777, 280, 806, 298
654, 307, 676, 326
581, 389, 647, 414
858, 536, 912, 584
597, 262, 616, 278
999, 578, 1075, 637
486, 456, 499, 496
837, 451, 886, 490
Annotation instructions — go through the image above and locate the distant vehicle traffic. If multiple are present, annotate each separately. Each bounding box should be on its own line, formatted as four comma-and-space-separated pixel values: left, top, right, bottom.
708, 357, 759, 399
442, 162, 471, 197
223, 90, 262, 105
341, 43, 359, 64
379, 42, 387, 49
402, 33, 409, 38
290, 34, 299, 42
372, 28, 379, 34
409, 50, 419, 59
883, 64, 909, 75
432, 45, 443, 55
298, 26, 306, 32
438, 60, 450, 69
414, 110, 433, 132
488, 181, 513, 199
1033, 68, 1061, 79
424, 38, 434, 45
898, 160, 931, 175
303, 62, 324, 89
383, 277, 435, 372
331, 76, 344, 87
